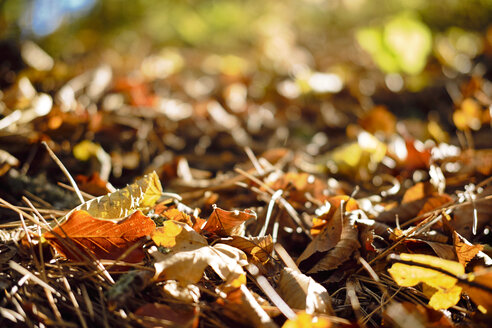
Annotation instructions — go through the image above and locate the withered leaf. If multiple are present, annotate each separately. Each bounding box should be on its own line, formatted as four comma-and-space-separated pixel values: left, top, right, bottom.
201, 206, 256, 237
217, 235, 273, 264
152, 220, 208, 251
453, 231, 483, 266
43, 210, 155, 262
305, 213, 360, 274
276, 268, 334, 315
62, 171, 162, 222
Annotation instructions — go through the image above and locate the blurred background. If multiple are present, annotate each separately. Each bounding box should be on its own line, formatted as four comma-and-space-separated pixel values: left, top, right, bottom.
2, 0, 492, 84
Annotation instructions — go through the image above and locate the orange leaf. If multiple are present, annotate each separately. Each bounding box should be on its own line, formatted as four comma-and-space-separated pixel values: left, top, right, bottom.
358, 105, 396, 136
43, 210, 155, 263
75, 172, 111, 197
201, 206, 256, 237
217, 235, 273, 264
310, 195, 358, 236
453, 231, 483, 266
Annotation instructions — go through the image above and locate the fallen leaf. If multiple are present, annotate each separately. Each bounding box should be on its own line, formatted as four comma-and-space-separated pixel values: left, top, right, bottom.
402, 182, 437, 204
75, 172, 111, 196
277, 268, 334, 315
303, 211, 360, 273
61, 171, 162, 222
216, 285, 277, 328
151, 235, 248, 286
310, 195, 358, 236
201, 205, 256, 237
43, 210, 155, 262
453, 231, 483, 266
134, 303, 199, 328
162, 280, 200, 303
388, 253, 464, 310
358, 105, 396, 136
152, 220, 208, 251
218, 235, 273, 264
282, 311, 332, 328
383, 301, 454, 328
267, 172, 329, 206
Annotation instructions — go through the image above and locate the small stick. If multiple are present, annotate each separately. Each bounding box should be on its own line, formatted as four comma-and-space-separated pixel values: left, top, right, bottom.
62, 276, 88, 328
42, 141, 84, 204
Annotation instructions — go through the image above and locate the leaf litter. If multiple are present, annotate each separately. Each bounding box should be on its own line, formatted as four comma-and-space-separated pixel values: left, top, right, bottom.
1, 35, 492, 328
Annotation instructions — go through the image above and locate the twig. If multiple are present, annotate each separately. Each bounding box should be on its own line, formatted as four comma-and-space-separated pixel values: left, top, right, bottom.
42, 141, 84, 204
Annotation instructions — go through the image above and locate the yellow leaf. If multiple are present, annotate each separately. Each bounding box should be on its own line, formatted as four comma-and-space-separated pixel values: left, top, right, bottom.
152, 220, 208, 251
282, 312, 332, 328
388, 253, 464, 310
61, 171, 162, 222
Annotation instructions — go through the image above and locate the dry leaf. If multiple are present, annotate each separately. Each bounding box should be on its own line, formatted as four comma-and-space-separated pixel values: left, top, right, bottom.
134, 303, 199, 328
358, 105, 396, 136
267, 172, 329, 206
388, 253, 464, 310
383, 302, 454, 328
277, 268, 334, 315
282, 311, 332, 328
216, 285, 277, 328
62, 171, 162, 222
151, 229, 248, 286
402, 182, 437, 204
310, 196, 358, 236
218, 235, 273, 264
453, 231, 483, 266
201, 205, 256, 237
162, 280, 200, 303
75, 172, 111, 196
43, 210, 155, 262
152, 220, 208, 251
305, 212, 360, 273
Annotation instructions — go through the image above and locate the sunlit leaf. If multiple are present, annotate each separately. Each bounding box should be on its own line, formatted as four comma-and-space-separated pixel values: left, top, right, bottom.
43, 210, 155, 263
152, 220, 208, 251
201, 206, 256, 237
218, 235, 273, 264
61, 171, 162, 222
277, 268, 334, 315
282, 311, 332, 328
388, 253, 464, 310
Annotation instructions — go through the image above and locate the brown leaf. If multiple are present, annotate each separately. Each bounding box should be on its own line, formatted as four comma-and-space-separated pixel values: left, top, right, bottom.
215, 286, 277, 328
276, 268, 334, 315
75, 172, 111, 196
453, 231, 483, 266
310, 195, 358, 236
134, 303, 199, 328
43, 210, 155, 262
358, 105, 396, 136
304, 212, 360, 273
201, 206, 256, 237
218, 235, 273, 264
267, 172, 329, 206
402, 182, 437, 204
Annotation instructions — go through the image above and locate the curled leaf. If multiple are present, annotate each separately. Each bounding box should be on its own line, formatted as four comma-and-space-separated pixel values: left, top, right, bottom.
217, 235, 273, 264
201, 206, 256, 237
277, 268, 334, 315
62, 171, 162, 222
